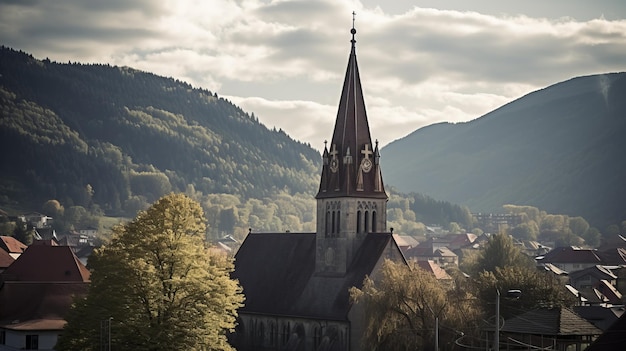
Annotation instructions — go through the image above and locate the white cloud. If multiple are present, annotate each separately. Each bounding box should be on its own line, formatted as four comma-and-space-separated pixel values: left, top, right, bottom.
1, 0, 625, 151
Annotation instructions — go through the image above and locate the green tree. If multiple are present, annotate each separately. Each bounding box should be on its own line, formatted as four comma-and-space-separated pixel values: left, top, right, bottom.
568, 216, 590, 237
469, 233, 534, 275
474, 266, 576, 320
582, 227, 601, 247
509, 222, 539, 241
57, 193, 244, 351
13, 219, 34, 245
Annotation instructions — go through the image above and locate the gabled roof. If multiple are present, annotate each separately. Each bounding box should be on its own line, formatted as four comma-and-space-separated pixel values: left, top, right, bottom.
586, 311, 626, 350
415, 260, 452, 280
541, 263, 568, 275
597, 280, 622, 304
434, 247, 457, 258
316, 26, 386, 200
393, 234, 418, 250
0, 248, 14, 269
0, 235, 27, 254
597, 234, 626, 252
539, 246, 603, 264
574, 306, 624, 331
446, 233, 477, 250
569, 265, 617, 281
500, 307, 602, 336
1, 244, 90, 282
233, 232, 398, 320
598, 247, 626, 265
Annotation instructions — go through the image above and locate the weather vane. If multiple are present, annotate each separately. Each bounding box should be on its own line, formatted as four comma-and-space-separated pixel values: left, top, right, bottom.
352, 11, 356, 29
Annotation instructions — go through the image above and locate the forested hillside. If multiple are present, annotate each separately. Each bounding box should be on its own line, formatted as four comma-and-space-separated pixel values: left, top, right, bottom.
0, 46, 476, 239
382, 73, 626, 228
0, 46, 319, 215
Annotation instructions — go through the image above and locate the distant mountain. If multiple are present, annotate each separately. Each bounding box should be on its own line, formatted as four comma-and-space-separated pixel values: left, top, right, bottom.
381, 73, 626, 228
0, 46, 320, 214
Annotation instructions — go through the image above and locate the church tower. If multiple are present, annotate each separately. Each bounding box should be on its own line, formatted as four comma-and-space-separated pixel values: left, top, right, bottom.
316, 22, 388, 275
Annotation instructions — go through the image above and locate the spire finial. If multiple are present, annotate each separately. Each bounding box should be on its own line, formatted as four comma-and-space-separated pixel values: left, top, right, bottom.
351, 11, 357, 46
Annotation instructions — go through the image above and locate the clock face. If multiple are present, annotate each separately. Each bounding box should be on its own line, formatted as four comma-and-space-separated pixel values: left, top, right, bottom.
361, 158, 372, 173
325, 247, 335, 265
330, 158, 339, 173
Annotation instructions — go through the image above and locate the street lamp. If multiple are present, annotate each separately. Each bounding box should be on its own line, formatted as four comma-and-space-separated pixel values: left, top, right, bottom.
495, 289, 521, 351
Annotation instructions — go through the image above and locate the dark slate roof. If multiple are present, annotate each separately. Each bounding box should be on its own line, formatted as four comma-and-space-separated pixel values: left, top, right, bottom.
598, 247, 626, 265
573, 306, 624, 331
500, 307, 602, 336
539, 246, 603, 264
1, 245, 90, 282
316, 27, 386, 200
585, 312, 626, 350
233, 232, 396, 320
569, 265, 617, 281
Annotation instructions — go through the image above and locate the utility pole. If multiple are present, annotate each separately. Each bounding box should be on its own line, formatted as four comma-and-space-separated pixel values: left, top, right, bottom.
435, 316, 439, 351
495, 289, 500, 351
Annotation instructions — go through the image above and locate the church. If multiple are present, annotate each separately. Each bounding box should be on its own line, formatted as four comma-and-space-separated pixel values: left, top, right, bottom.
231, 23, 406, 351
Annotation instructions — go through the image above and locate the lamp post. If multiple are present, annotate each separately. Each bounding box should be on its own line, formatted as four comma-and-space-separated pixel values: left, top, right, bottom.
101, 317, 112, 351
108, 317, 112, 351
495, 289, 521, 351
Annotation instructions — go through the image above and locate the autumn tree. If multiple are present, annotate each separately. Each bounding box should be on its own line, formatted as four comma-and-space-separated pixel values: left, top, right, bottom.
57, 193, 244, 351
350, 260, 481, 351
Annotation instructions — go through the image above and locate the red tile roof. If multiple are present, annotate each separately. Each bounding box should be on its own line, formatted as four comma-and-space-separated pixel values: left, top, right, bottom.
0, 235, 27, 254
415, 260, 452, 280
0, 248, 15, 269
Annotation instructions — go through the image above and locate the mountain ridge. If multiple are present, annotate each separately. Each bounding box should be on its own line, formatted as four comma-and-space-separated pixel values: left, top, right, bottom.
381, 72, 626, 227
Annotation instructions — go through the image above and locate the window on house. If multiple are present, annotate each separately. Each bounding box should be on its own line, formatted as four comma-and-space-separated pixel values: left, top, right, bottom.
25, 334, 39, 350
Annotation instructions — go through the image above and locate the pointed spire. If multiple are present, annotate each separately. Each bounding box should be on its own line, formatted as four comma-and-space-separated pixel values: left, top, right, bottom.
316, 17, 386, 200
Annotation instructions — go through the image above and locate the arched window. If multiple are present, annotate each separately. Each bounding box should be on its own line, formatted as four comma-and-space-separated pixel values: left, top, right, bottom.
325, 211, 330, 237
336, 210, 341, 234
332, 211, 336, 235
372, 211, 377, 232
357, 211, 362, 233
364, 211, 369, 233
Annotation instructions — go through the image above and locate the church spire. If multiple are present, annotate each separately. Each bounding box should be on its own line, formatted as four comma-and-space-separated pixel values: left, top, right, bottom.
316, 18, 387, 200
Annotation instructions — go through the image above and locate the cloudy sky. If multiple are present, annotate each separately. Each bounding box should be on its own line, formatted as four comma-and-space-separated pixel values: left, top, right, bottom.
1, 0, 625, 150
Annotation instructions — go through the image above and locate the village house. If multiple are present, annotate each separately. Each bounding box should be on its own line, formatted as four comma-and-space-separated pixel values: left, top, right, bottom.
537, 246, 604, 273
0, 241, 90, 350
18, 213, 53, 229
